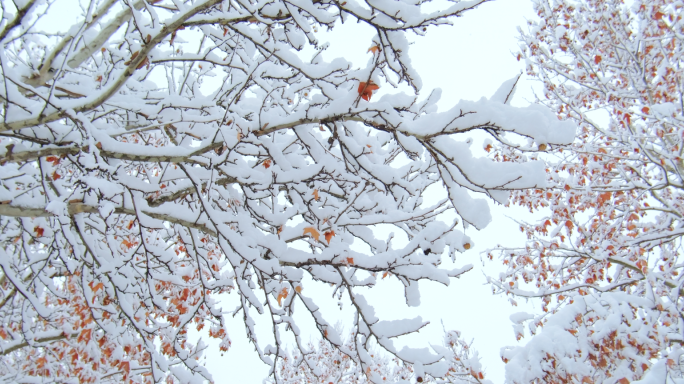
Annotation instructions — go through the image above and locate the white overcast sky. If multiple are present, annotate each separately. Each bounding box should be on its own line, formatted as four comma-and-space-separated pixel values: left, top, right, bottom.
38, 0, 545, 382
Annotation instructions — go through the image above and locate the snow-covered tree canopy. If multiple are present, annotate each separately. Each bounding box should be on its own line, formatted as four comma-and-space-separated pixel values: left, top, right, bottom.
0, 0, 574, 381
490, 0, 684, 382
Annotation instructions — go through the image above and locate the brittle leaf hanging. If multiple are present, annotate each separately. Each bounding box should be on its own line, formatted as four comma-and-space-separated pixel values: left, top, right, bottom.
324, 230, 335, 244
277, 288, 288, 306
357, 81, 379, 101
303, 227, 320, 241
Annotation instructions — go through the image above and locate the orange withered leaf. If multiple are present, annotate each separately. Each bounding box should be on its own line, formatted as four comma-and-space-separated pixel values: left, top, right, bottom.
277, 225, 283, 235
91, 282, 104, 293
636, 259, 647, 272
52, 171, 61, 180
119, 361, 130, 375
324, 230, 335, 244
358, 81, 379, 101
36, 356, 47, 369
368, 45, 380, 54
346, 257, 354, 264
34, 226, 44, 237
263, 159, 272, 168
294, 285, 302, 293
78, 328, 92, 344
136, 56, 150, 70
303, 227, 320, 241
594, 55, 602, 64
313, 189, 320, 201
598, 192, 611, 204
277, 288, 288, 306
45, 156, 60, 165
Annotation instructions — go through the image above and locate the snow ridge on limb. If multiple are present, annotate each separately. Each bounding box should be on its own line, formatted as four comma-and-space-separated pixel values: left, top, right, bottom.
488, 0, 684, 382
0, 0, 573, 381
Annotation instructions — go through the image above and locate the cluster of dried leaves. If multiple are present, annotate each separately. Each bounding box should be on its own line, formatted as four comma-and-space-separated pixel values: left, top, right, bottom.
490, 0, 684, 382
